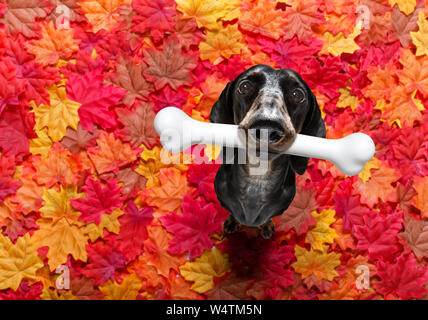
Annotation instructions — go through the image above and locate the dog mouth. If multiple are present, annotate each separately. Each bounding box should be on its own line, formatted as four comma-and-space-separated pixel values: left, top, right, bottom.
240, 119, 296, 154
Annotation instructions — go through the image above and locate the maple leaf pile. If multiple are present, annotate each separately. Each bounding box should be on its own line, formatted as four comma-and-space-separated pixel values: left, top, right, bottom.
0, 0, 427, 300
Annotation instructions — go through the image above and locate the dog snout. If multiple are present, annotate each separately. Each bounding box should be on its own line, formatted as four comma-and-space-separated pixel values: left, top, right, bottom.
249, 120, 285, 144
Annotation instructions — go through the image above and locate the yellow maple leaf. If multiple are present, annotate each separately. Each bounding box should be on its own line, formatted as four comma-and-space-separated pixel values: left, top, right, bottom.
292, 245, 341, 281
41, 287, 76, 300
358, 157, 381, 183
176, 0, 225, 30
322, 26, 361, 56
411, 10, 428, 56
179, 247, 231, 293
389, 0, 416, 15
40, 185, 84, 225
83, 208, 124, 242
100, 273, 142, 300
199, 23, 244, 65
336, 87, 361, 111
31, 218, 88, 271
24, 21, 80, 66
219, 0, 242, 21
306, 210, 339, 251
0, 234, 43, 290
32, 85, 81, 142
29, 128, 52, 158
81, 0, 131, 33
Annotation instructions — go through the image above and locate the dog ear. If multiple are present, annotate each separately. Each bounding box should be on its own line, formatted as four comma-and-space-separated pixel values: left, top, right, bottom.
290, 91, 326, 175
209, 82, 235, 124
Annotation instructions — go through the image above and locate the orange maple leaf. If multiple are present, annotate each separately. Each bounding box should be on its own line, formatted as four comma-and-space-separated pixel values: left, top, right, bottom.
33, 142, 81, 189
87, 131, 139, 175
384, 87, 423, 127
24, 21, 80, 66
398, 49, 428, 98
239, 0, 287, 40
142, 225, 188, 277
141, 168, 197, 216
413, 176, 428, 218
355, 158, 399, 207
80, 0, 131, 33
363, 62, 398, 102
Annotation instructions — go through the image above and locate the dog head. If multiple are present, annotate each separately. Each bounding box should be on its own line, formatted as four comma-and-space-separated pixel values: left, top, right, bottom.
209, 64, 326, 174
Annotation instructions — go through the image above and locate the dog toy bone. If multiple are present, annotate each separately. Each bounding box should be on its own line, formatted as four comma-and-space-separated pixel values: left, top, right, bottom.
154, 107, 375, 176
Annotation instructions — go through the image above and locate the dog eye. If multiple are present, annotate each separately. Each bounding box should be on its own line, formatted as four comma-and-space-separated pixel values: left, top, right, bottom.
290, 88, 305, 103
238, 81, 253, 95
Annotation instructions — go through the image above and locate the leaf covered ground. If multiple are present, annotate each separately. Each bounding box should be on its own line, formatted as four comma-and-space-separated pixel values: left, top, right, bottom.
0, 0, 427, 300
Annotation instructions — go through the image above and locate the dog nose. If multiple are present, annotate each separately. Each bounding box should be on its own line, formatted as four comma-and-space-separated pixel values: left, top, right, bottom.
249, 120, 285, 144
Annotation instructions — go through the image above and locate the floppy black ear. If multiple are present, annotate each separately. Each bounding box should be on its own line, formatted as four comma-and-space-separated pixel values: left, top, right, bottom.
209, 82, 235, 124
290, 91, 326, 175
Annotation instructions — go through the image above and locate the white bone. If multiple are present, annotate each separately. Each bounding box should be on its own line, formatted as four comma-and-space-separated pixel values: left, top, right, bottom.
154, 107, 375, 176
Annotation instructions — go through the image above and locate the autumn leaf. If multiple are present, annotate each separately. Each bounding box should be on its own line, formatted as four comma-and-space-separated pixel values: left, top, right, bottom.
389, 0, 416, 15
375, 252, 428, 299
66, 69, 126, 132
397, 48, 428, 98
82, 208, 123, 242
70, 177, 124, 224
143, 225, 187, 277
179, 247, 231, 293
391, 4, 421, 47
400, 217, 428, 258
292, 245, 341, 281
239, 0, 287, 40
305, 210, 339, 251
411, 11, 428, 56
175, 0, 224, 30
32, 85, 81, 142
80, 0, 131, 33
0, 234, 43, 290
142, 37, 197, 90
353, 209, 403, 259
141, 168, 197, 216
282, 0, 325, 44
60, 123, 99, 154
2, 0, 52, 38
105, 54, 153, 106
159, 196, 223, 259
87, 131, 139, 175
99, 273, 142, 300
207, 273, 253, 300
199, 23, 244, 65
31, 218, 88, 271
24, 21, 80, 66
413, 176, 428, 217
114, 201, 153, 260
81, 243, 127, 285
115, 102, 159, 148
355, 158, 399, 207
322, 27, 361, 56
273, 187, 317, 235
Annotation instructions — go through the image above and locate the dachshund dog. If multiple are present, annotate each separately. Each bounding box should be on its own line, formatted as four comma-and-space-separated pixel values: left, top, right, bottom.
209, 64, 326, 239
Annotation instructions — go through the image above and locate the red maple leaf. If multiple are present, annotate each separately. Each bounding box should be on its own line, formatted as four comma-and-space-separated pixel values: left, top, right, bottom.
159, 196, 223, 259
0, 156, 22, 202
70, 177, 124, 224
187, 163, 220, 203
300, 56, 349, 99
353, 209, 403, 259
334, 178, 368, 231
375, 252, 428, 299
257, 36, 322, 72
132, 0, 176, 42
81, 243, 127, 285
0, 105, 35, 158
66, 68, 126, 132
115, 201, 153, 260
0, 281, 42, 300
142, 37, 197, 90
0, 57, 26, 113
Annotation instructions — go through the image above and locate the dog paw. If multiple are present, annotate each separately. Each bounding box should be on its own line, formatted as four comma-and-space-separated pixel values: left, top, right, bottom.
223, 215, 241, 234
258, 220, 275, 239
